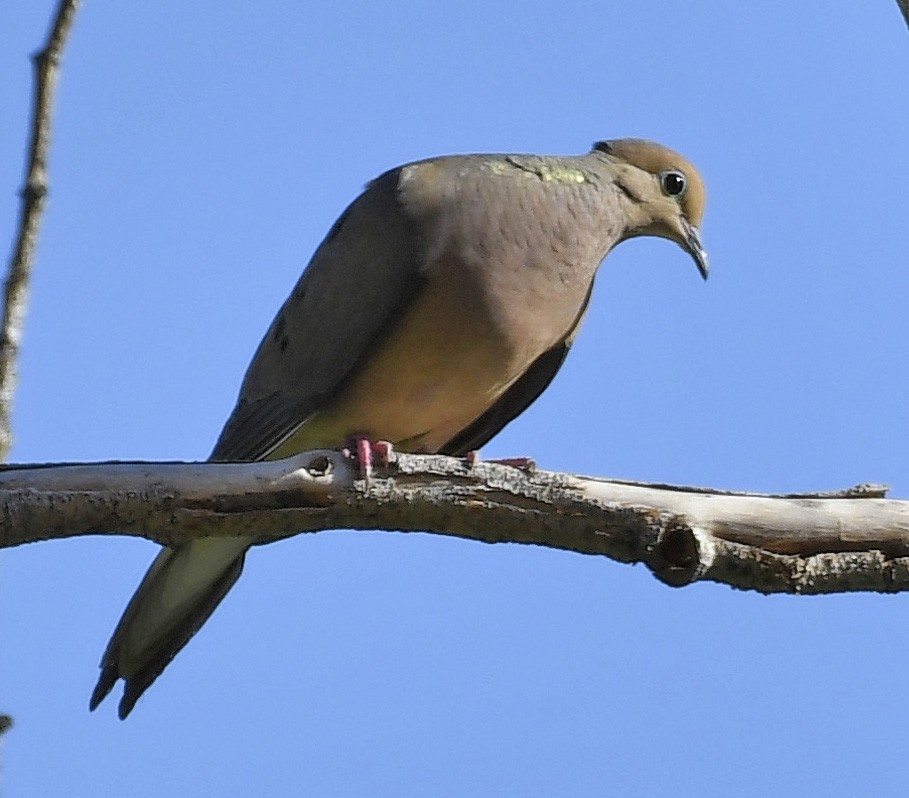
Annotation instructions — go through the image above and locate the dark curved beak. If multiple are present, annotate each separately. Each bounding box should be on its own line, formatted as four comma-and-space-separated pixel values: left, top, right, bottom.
682, 218, 709, 280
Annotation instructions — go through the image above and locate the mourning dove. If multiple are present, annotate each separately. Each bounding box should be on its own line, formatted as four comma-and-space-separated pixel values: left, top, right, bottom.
90, 139, 708, 718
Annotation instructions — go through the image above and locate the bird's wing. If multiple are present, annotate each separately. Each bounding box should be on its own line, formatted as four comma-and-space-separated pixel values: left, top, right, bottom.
211, 165, 431, 462
91, 164, 437, 718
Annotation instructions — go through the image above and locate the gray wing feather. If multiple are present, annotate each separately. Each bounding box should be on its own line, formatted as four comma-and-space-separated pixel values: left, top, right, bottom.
91, 167, 433, 717
211, 166, 429, 462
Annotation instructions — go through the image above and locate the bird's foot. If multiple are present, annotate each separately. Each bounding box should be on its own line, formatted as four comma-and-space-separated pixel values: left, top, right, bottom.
344, 436, 394, 483
465, 450, 536, 473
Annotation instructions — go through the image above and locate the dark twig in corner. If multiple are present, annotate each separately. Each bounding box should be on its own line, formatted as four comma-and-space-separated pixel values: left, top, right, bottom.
898, 0, 909, 30
0, 0, 81, 460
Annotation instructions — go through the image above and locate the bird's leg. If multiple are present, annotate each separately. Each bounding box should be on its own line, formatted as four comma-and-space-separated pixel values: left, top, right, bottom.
371, 440, 394, 470
465, 450, 536, 473
343, 435, 394, 483
343, 435, 373, 482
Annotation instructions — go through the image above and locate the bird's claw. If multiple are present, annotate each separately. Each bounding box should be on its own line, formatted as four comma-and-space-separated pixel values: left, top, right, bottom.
344, 436, 394, 484
466, 450, 536, 473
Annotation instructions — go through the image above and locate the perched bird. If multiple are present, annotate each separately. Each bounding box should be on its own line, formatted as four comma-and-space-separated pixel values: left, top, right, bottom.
90, 139, 708, 718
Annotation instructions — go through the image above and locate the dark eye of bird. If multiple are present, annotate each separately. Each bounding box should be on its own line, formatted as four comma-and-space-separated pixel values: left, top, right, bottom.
660, 170, 687, 198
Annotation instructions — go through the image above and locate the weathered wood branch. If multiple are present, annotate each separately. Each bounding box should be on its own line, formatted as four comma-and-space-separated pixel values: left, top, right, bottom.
0, 0, 81, 460
1, 450, 906, 595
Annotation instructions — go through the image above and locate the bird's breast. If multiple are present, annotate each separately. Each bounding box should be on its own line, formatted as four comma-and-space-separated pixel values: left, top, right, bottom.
289, 168, 616, 454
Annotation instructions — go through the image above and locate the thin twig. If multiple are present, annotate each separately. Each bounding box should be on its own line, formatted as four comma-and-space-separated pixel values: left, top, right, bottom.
898, 0, 909, 30
1, 0, 81, 769
0, 0, 82, 461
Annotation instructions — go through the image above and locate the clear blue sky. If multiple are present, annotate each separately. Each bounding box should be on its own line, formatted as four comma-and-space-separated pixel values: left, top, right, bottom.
3, 2, 909, 795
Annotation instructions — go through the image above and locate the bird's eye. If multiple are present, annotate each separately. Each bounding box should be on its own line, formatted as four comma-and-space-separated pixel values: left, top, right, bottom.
660, 170, 687, 198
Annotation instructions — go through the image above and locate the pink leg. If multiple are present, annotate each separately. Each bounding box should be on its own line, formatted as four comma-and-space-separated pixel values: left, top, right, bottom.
357, 438, 373, 481
372, 440, 394, 467
344, 435, 394, 483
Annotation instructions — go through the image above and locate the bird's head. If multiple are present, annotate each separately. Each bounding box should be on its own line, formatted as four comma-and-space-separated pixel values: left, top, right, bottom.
594, 138, 708, 279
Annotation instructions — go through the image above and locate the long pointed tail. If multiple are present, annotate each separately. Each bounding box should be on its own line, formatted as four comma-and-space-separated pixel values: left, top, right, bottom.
90, 536, 254, 719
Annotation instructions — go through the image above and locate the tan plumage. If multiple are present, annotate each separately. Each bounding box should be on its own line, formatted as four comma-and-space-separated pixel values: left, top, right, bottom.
90, 139, 708, 718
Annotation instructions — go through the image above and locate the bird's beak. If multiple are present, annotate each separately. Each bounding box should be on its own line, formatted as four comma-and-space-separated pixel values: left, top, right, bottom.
681, 218, 709, 280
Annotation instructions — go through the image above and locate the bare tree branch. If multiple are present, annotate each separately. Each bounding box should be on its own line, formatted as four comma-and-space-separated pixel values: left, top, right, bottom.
1, 451, 907, 596
0, 0, 81, 461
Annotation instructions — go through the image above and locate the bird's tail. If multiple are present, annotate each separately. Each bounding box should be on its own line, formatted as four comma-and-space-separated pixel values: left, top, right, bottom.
89, 536, 253, 719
